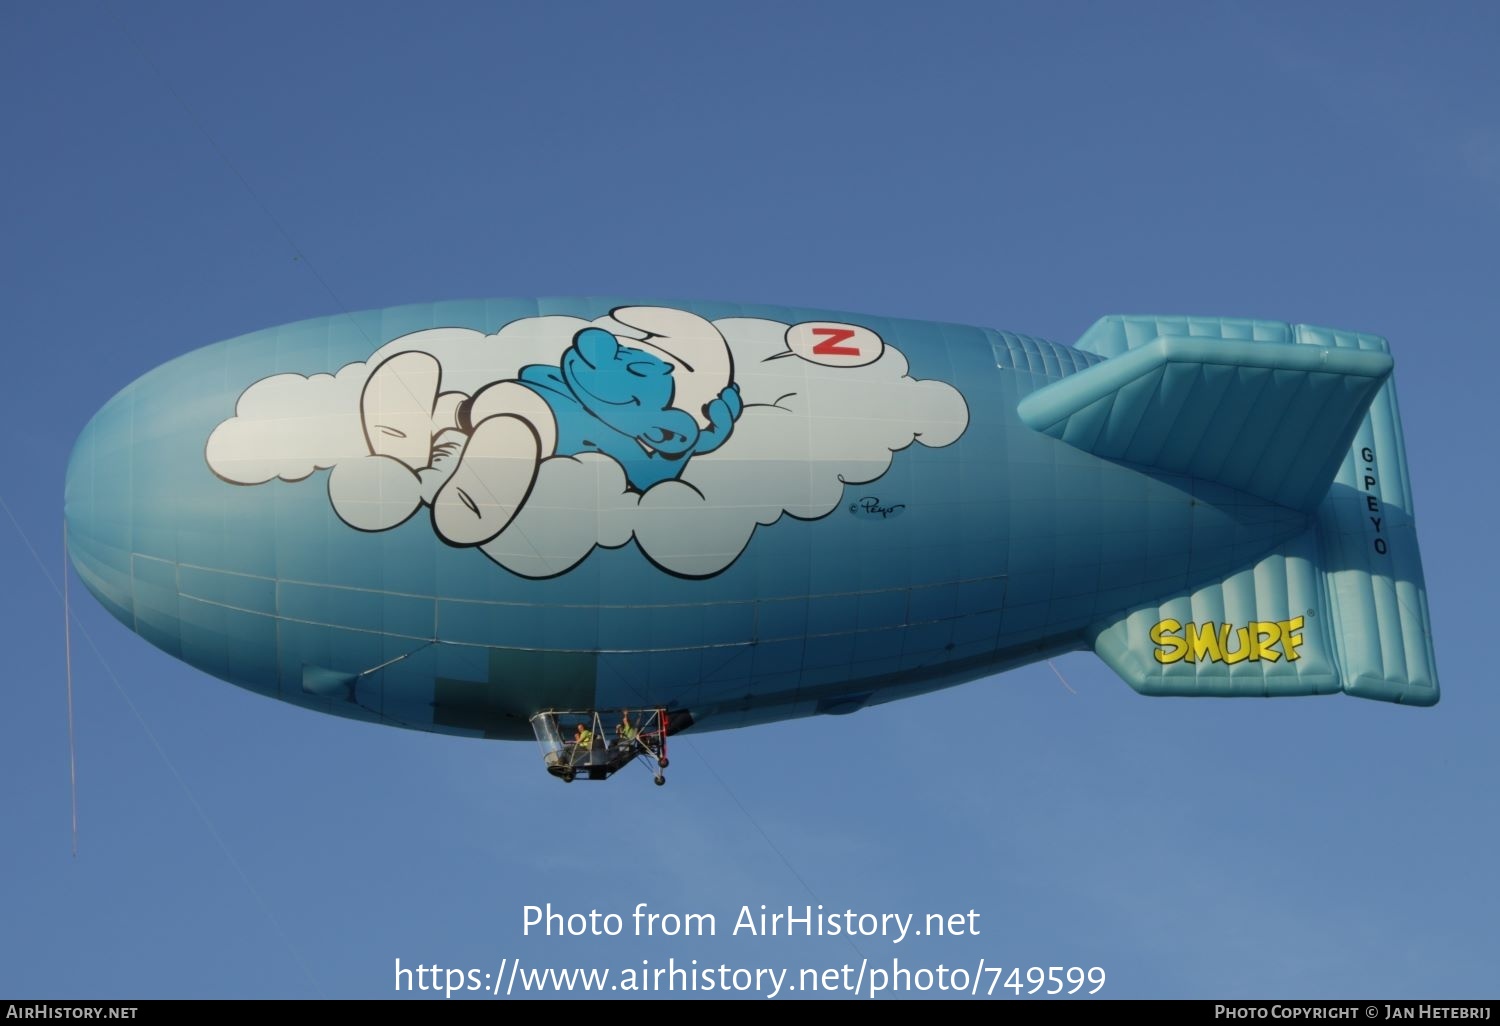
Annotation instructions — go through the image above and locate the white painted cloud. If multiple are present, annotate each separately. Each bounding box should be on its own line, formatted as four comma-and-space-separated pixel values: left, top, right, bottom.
206, 310, 969, 578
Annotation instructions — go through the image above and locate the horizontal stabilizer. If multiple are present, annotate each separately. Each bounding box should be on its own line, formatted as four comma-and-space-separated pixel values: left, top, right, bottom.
1017, 335, 1392, 512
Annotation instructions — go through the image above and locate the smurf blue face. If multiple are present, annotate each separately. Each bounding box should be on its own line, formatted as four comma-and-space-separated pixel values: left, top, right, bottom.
562, 327, 701, 456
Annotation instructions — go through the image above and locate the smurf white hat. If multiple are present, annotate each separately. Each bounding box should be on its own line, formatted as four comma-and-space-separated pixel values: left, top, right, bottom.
594, 306, 733, 429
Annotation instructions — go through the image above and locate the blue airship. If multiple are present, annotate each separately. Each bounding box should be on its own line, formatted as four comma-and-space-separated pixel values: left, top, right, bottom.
64, 299, 1439, 783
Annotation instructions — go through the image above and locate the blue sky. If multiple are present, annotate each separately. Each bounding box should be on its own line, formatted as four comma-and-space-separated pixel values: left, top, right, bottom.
4, 0, 1498, 1000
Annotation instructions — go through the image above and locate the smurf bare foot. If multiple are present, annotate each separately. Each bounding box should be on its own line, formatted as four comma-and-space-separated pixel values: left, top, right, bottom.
432, 414, 541, 546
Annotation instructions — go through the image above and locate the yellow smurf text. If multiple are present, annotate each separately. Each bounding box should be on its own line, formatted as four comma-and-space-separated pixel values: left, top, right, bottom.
1149, 616, 1306, 664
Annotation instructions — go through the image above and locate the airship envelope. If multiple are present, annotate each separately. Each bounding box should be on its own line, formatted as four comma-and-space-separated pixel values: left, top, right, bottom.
64, 300, 1439, 766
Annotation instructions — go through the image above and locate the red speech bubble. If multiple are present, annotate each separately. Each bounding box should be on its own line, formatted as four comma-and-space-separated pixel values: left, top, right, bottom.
779, 321, 885, 367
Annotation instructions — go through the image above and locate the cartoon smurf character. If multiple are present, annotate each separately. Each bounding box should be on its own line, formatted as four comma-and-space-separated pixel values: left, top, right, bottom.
358, 306, 742, 546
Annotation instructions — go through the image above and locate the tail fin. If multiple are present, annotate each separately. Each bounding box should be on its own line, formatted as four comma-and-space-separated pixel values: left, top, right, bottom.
1080, 317, 1439, 706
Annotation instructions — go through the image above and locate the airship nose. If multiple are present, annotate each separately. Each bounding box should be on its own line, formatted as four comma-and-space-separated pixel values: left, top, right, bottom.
65, 396, 138, 632
65, 371, 243, 670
